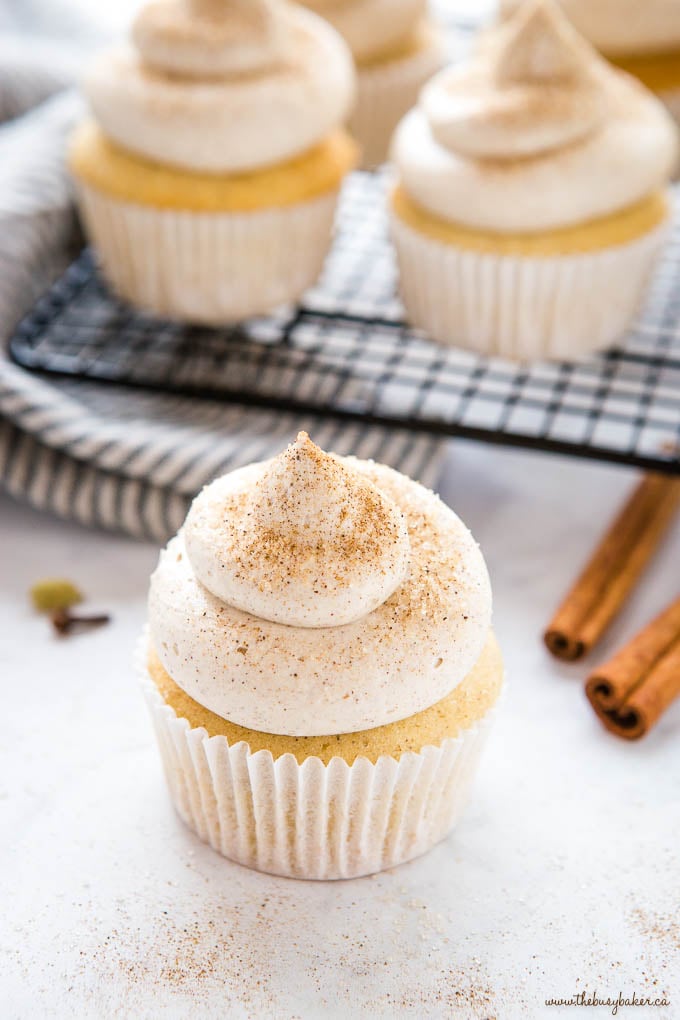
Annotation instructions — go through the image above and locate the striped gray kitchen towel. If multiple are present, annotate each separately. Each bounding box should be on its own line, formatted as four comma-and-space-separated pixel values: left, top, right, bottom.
0, 44, 445, 542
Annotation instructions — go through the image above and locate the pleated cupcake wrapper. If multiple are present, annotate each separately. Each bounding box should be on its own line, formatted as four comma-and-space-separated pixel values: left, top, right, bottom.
391, 209, 671, 362
74, 181, 339, 325
140, 661, 497, 880
351, 33, 446, 170
658, 92, 680, 180
661, 89, 680, 130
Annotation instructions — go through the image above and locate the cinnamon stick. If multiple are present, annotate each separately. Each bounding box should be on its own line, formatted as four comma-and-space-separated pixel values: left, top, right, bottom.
585, 597, 680, 739
544, 473, 680, 661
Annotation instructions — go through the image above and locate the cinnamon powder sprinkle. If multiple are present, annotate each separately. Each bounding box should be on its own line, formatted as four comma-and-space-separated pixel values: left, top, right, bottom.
226, 433, 405, 589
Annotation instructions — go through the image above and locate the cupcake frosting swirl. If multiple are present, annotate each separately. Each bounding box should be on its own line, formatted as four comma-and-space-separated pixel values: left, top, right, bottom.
392, 0, 678, 233
85, 0, 355, 173
424, 2, 607, 159
184, 432, 411, 627
148, 434, 492, 736
132, 0, 292, 78
299, 0, 427, 63
500, 0, 680, 59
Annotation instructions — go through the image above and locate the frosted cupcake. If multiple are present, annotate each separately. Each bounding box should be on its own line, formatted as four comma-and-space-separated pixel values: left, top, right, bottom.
390, 0, 678, 361
142, 432, 503, 880
299, 0, 446, 168
500, 0, 680, 130
68, 0, 357, 324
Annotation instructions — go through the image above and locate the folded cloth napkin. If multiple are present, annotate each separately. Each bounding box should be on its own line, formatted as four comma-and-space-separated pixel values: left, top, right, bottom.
0, 24, 446, 542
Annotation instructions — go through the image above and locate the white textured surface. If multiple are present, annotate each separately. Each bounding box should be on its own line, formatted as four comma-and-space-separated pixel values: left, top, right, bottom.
2, 441, 680, 1018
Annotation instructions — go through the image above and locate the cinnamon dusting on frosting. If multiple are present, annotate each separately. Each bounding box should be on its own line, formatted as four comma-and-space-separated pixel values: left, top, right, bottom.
184, 432, 411, 628
392, 0, 678, 233
243, 432, 399, 575
84, 0, 355, 173
132, 0, 290, 79
499, 0, 680, 59
495, 0, 593, 84
422, 0, 609, 160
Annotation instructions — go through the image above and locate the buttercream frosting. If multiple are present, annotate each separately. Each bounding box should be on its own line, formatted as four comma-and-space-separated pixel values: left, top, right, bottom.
392, 0, 678, 233
148, 434, 492, 737
184, 432, 411, 627
499, 0, 680, 59
85, 0, 355, 173
299, 0, 427, 63
132, 0, 292, 78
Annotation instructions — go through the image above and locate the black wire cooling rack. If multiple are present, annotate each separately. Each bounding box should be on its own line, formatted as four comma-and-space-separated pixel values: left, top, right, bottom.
9, 172, 680, 475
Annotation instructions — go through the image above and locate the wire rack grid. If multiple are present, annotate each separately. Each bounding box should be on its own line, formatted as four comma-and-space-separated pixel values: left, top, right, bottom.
9, 171, 680, 476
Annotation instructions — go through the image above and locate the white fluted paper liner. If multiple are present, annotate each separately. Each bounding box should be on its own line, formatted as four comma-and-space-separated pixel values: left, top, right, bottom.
661, 88, 680, 130
390, 209, 671, 362
658, 91, 680, 180
74, 182, 339, 324
351, 32, 446, 170
140, 664, 498, 880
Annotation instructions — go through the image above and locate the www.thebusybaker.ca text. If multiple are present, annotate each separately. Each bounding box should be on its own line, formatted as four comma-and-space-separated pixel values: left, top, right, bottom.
545, 990, 670, 1016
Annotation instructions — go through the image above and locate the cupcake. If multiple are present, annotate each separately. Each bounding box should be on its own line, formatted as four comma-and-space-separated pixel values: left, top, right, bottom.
298, 0, 446, 168
142, 432, 503, 880
390, 0, 679, 361
68, 0, 357, 324
500, 0, 680, 131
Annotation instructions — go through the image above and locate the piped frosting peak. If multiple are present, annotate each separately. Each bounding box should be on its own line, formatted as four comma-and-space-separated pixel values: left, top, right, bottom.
132, 0, 291, 79
421, 0, 609, 159
499, 0, 680, 59
495, 0, 592, 84
184, 432, 411, 628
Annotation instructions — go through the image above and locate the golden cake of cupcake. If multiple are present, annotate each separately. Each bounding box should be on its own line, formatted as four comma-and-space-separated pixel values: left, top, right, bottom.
390, 0, 679, 361
142, 432, 503, 879
500, 0, 680, 129
298, 0, 446, 168
68, 0, 357, 324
